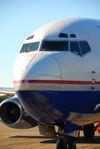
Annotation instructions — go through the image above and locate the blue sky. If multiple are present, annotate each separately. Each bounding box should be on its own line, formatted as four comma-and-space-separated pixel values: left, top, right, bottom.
0, 0, 100, 87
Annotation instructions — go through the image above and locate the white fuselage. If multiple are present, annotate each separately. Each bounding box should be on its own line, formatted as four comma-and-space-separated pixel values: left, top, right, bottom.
13, 18, 100, 125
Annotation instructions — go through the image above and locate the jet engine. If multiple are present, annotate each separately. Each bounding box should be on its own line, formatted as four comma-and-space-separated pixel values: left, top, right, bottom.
0, 96, 37, 129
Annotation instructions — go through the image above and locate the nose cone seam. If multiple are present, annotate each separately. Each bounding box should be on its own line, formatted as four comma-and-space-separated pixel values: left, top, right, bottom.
14, 54, 61, 91
50, 55, 61, 79
26, 55, 36, 69
13, 54, 36, 77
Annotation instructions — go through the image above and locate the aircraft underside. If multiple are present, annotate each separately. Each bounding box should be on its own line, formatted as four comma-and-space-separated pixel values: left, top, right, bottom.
16, 90, 100, 125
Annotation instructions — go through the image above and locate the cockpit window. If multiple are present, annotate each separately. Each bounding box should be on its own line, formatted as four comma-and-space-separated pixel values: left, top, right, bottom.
70, 34, 76, 38
26, 35, 34, 40
59, 33, 68, 38
79, 41, 91, 55
20, 42, 40, 53
70, 41, 91, 56
70, 41, 81, 56
41, 41, 68, 51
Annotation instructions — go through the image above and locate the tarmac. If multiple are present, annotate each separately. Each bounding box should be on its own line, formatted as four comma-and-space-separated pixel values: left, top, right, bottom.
0, 120, 100, 149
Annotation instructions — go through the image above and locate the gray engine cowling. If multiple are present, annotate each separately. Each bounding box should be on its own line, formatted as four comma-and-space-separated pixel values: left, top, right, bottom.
0, 96, 37, 129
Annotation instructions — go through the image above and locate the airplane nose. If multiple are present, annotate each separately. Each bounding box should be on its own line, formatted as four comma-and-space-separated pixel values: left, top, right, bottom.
13, 54, 61, 123
13, 54, 61, 91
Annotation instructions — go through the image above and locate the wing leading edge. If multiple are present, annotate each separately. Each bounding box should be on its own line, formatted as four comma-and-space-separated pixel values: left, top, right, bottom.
0, 87, 15, 97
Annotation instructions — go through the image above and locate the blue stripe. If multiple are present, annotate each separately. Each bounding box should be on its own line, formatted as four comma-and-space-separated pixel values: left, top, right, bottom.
16, 90, 100, 124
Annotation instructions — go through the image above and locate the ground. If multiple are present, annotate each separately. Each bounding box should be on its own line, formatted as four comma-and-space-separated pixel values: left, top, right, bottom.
0, 120, 100, 149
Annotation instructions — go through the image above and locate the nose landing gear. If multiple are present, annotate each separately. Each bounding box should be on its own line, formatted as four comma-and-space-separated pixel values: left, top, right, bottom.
56, 136, 76, 149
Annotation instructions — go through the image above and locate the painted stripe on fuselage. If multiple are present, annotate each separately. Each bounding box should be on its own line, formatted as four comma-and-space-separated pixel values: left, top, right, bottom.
14, 80, 100, 85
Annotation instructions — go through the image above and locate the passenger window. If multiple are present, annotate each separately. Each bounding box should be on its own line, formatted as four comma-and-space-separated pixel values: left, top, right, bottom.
41, 41, 68, 51
79, 41, 91, 55
70, 41, 81, 56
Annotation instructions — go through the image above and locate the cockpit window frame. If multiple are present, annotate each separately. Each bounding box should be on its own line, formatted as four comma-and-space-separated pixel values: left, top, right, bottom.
79, 41, 91, 56
70, 40, 91, 57
70, 41, 81, 56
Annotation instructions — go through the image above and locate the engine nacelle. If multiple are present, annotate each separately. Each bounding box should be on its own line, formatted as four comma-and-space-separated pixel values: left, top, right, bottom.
0, 96, 37, 129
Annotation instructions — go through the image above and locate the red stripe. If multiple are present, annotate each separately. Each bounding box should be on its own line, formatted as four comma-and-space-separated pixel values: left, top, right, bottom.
13, 80, 100, 85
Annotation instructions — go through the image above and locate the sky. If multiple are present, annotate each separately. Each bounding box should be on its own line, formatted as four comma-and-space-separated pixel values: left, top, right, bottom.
0, 0, 100, 87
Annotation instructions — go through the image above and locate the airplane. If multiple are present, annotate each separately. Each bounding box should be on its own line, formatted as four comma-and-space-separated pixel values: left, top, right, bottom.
0, 18, 100, 149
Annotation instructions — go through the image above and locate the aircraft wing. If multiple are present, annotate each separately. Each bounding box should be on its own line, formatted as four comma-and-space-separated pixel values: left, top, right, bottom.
0, 87, 15, 97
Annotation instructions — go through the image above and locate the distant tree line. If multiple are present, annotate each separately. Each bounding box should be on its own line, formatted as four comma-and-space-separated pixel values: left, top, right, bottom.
0, 95, 9, 103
